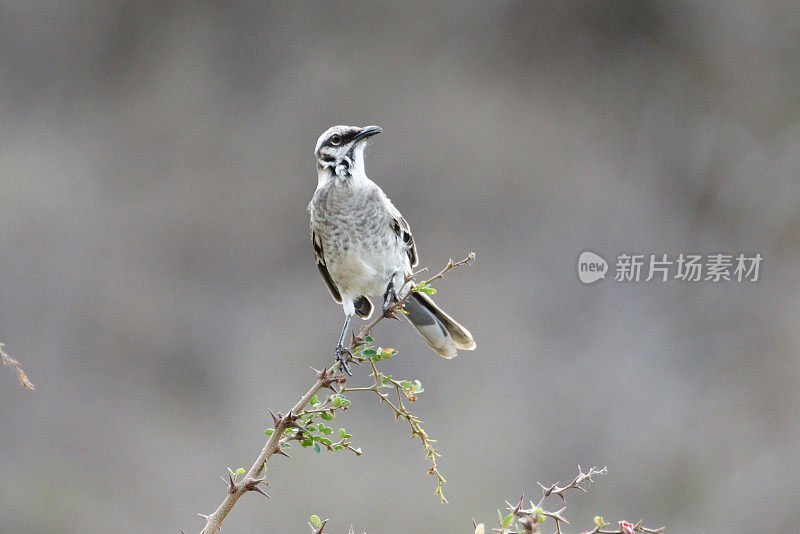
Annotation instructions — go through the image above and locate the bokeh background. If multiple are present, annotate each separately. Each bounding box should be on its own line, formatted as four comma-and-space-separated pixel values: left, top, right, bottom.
2, 2, 799, 532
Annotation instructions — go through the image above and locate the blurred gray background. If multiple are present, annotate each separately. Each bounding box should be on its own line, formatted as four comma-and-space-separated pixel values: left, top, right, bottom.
1, 2, 799, 532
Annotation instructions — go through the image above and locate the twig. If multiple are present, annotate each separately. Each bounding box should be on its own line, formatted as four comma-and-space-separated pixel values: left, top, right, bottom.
486, 467, 665, 534
196, 253, 475, 532
198, 366, 343, 533
1, 342, 34, 390
342, 353, 447, 502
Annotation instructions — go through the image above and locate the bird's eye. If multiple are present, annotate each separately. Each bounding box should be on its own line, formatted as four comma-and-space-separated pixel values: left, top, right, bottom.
330, 134, 342, 146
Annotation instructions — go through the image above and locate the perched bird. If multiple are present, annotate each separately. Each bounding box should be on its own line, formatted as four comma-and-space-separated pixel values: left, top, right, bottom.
308, 125, 475, 374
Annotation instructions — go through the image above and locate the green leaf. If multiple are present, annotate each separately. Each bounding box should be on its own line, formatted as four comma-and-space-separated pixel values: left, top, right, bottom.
594, 516, 607, 527
310, 515, 321, 526
316, 437, 332, 446
313, 442, 321, 453
333, 444, 343, 451
301, 439, 313, 447
362, 349, 377, 357
363, 336, 373, 343
502, 513, 514, 528
322, 426, 333, 434
236, 468, 245, 475
332, 396, 343, 407
321, 412, 334, 421
265, 429, 274, 435
310, 395, 318, 406
338, 428, 347, 438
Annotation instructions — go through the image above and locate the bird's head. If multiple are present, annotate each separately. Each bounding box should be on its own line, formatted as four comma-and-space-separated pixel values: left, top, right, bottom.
314, 125, 382, 183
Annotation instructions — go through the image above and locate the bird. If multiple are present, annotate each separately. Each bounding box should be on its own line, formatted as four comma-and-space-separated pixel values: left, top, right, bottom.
308, 125, 475, 375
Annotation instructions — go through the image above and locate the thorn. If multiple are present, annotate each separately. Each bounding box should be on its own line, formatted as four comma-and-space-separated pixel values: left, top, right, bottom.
322, 373, 347, 392
227, 473, 237, 494
282, 411, 298, 425
312, 365, 328, 380
197, 513, 210, 520
551, 507, 569, 523
513, 494, 524, 514
274, 448, 292, 458
473, 518, 478, 528
308, 519, 328, 534
251, 485, 270, 499
269, 409, 280, 427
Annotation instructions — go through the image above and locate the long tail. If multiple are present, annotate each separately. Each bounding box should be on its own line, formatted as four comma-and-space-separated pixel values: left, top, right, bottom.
402, 292, 476, 358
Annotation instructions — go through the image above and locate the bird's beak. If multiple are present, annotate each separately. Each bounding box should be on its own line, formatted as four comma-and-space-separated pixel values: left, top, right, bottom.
352, 125, 382, 143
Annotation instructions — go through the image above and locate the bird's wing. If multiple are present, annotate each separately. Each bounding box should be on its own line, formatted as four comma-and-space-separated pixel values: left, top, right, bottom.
312, 230, 342, 303
390, 213, 418, 268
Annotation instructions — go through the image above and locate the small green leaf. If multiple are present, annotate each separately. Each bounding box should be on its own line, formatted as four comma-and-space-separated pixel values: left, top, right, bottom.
265, 429, 274, 435
536, 514, 545, 523
301, 439, 313, 447
310, 515, 321, 526
321, 412, 334, 421
332, 396, 343, 407
236, 468, 245, 475
333, 444, 343, 451
594, 516, 607, 527
281, 442, 291, 449
338, 428, 347, 438
313, 442, 321, 453
310, 395, 318, 406
316, 437, 332, 446
363, 336, 373, 343
362, 349, 377, 357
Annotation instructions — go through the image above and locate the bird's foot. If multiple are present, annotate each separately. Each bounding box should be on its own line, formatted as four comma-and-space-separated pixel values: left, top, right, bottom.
334, 345, 353, 376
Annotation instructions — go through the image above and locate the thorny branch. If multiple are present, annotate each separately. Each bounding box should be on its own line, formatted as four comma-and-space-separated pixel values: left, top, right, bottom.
481, 466, 665, 534
1, 342, 34, 390
196, 253, 475, 533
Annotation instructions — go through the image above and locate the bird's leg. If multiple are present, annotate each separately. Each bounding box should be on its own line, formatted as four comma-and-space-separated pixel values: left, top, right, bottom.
382, 279, 399, 318
334, 314, 353, 376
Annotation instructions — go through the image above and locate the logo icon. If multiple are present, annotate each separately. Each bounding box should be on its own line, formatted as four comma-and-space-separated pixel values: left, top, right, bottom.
578, 251, 608, 284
